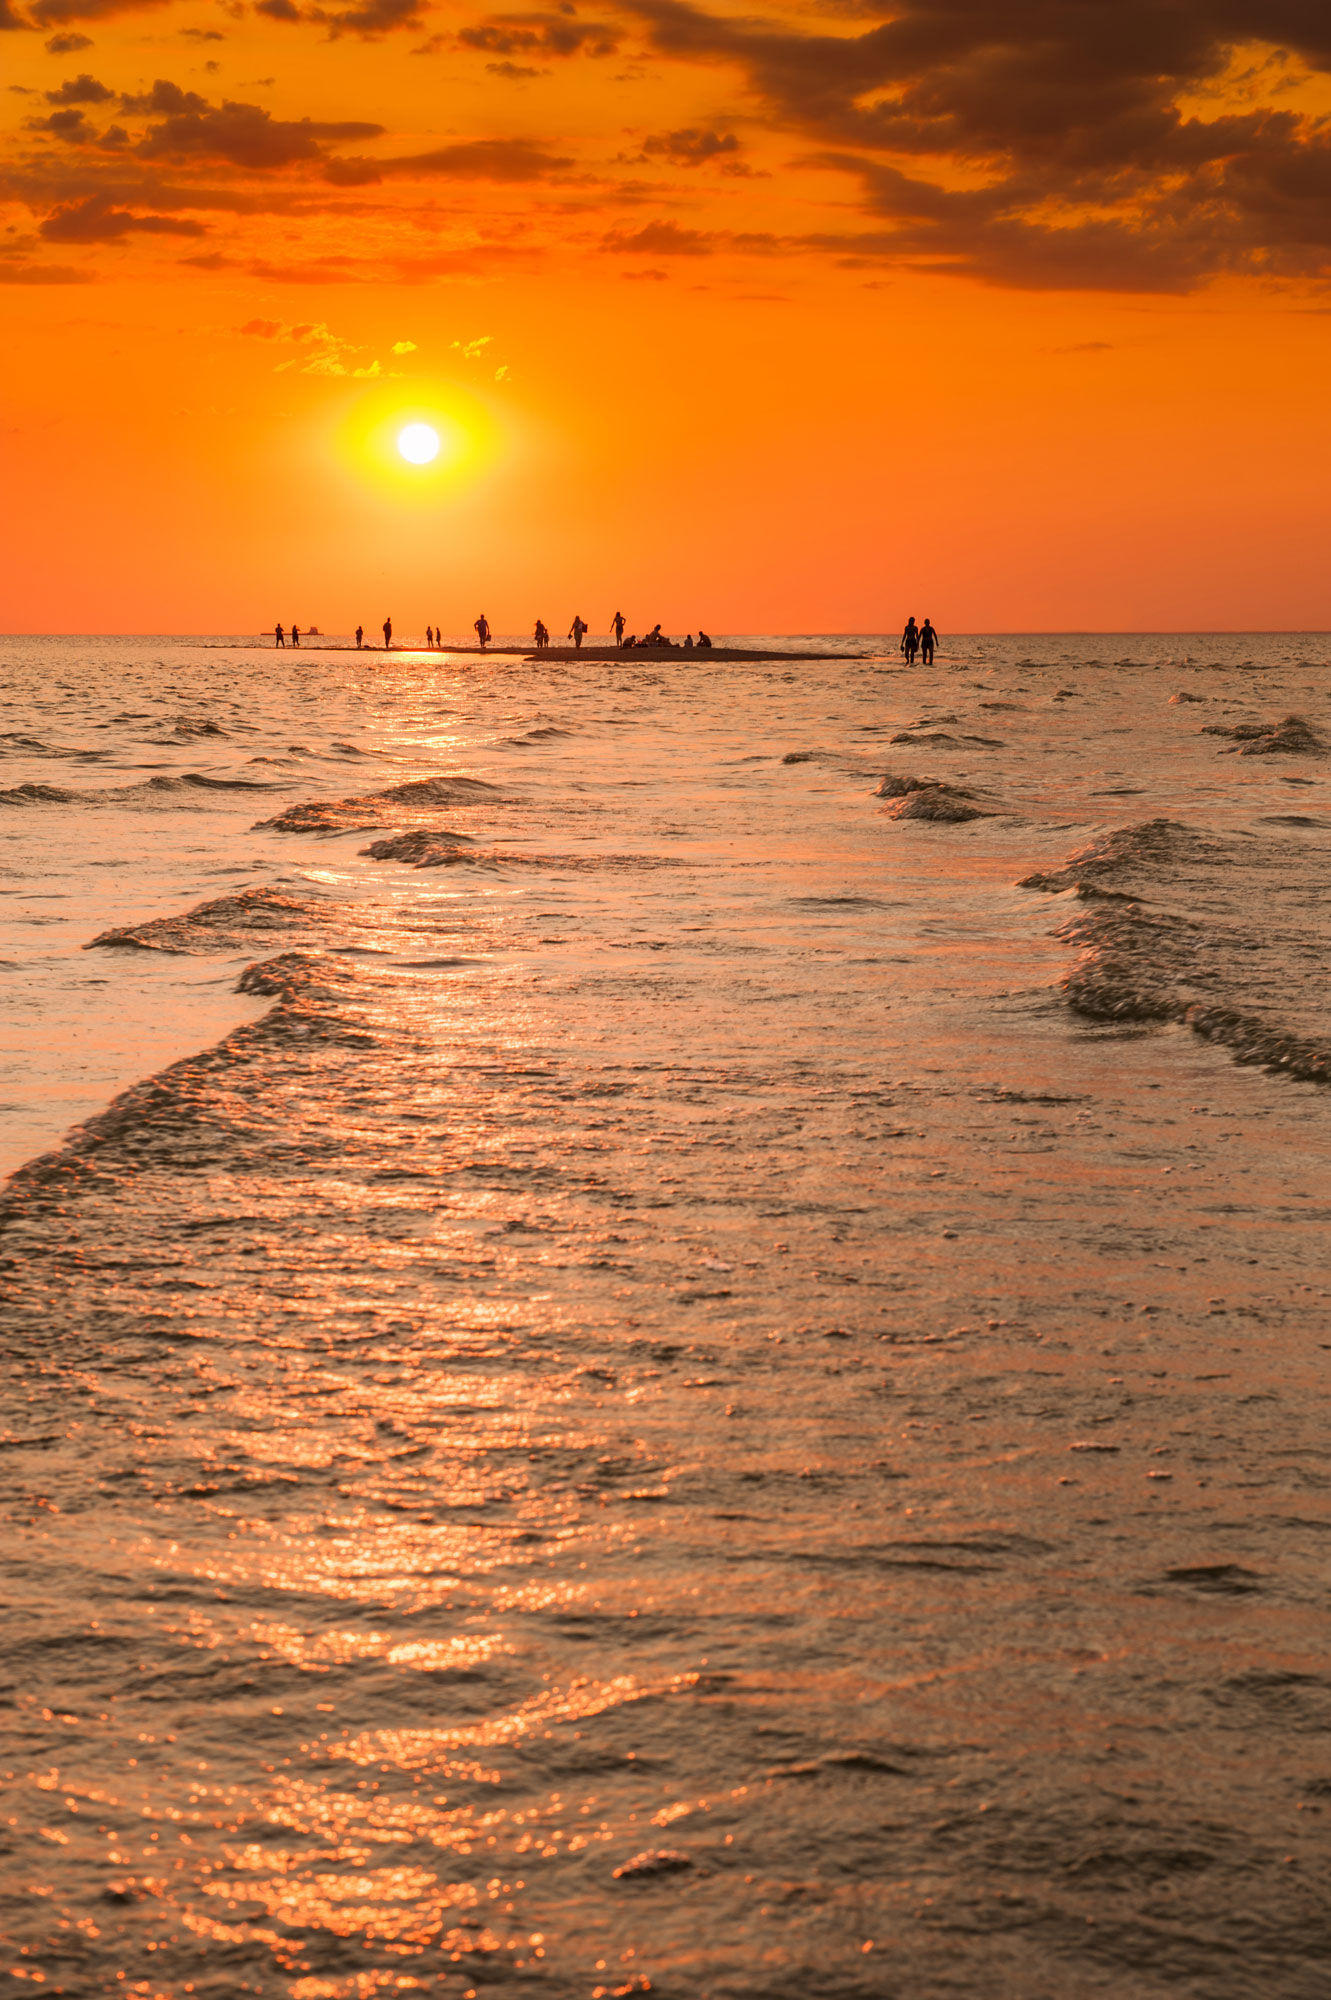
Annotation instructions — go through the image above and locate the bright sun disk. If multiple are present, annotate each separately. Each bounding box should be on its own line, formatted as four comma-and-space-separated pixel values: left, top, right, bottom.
397, 422, 440, 465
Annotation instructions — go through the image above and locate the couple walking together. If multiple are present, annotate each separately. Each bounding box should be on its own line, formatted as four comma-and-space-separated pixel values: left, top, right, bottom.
901, 617, 938, 665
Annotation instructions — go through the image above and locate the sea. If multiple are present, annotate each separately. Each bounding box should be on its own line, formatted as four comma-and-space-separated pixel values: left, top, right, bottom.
2, 632, 1329, 2000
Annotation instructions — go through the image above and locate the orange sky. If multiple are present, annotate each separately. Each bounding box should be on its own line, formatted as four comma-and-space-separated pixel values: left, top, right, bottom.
4, 0, 1331, 632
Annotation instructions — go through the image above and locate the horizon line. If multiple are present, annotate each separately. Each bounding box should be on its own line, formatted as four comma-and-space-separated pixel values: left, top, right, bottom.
4, 629, 1331, 642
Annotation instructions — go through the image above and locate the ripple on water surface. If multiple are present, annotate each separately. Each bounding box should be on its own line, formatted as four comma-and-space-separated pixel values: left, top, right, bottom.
2, 635, 1330, 1998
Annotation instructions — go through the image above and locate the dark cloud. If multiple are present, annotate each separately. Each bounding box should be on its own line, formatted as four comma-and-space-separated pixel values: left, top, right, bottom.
457, 13, 618, 59
0, 261, 94, 281
603, 217, 713, 254
316, 0, 423, 33
324, 136, 572, 183
119, 79, 210, 114
30, 0, 172, 23
45, 30, 94, 48
40, 190, 207, 238
12, 0, 1331, 294
123, 81, 382, 167
253, 0, 424, 34
180, 24, 225, 38
0, 152, 369, 218
624, 0, 1331, 288
45, 71, 113, 102
641, 126, 742, 166
1, 0, 29, 23
28, 106, 92, 138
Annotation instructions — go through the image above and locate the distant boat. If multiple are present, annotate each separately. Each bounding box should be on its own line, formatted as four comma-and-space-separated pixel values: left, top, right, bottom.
307, 625, 320, 635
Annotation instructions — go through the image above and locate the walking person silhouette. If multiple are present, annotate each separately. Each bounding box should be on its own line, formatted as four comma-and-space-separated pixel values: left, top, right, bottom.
474, 613, 491, 649
920, 617, 938, 666
383, 616, 392, 650
611, 610, 626, 647
355, 624, 363, 649
291, 624, 300, 648
275, 623, 285, 648
569, 614, 588, 650
901, 616, 919, 664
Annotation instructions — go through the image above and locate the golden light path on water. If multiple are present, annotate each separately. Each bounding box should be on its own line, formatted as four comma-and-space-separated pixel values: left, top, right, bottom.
1, 634, 1330, 1997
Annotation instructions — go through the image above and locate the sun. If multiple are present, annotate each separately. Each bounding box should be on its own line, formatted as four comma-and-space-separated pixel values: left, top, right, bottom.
333, 387, 504, 497
397, 422, 441, 465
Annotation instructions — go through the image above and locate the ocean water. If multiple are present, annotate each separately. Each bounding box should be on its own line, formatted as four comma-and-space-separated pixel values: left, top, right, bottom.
2, 632, 1330, 1999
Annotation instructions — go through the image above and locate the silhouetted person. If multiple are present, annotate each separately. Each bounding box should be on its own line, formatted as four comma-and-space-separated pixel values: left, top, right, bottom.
643, 622, 662, 647
697, 629, 712, 649
275, 623, 285, 648
291, 624, 300, 648
383, 616, 392, 649
611, 610, 626, 647
920, 617, 938, 666
355, 624, 363, 649
534, 619, 549, 649
684, 633, 694, 650
426, 625, 434, 648
475, 613, 491, 648
434, 623, 442, 650
569, 614, 588, 650
901, 616, 919, 664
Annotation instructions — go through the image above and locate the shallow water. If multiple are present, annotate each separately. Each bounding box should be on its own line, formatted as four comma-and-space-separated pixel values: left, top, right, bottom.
2, 634, 1330, 1998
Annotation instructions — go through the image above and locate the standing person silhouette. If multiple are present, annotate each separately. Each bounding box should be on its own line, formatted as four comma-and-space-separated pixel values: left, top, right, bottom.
611, 610, 626, 647
275, 623, 285, 648
291, 624, 301, 648
901, 616, 919, 664
474, 613, 491, 649
533, 619, 549, 649
434, 624, 442, 650
569, 614, 588, 650
355, 624, 363, 650
426, 625, 434, 649
383, 616, 392, 649
920, 617, 938, 666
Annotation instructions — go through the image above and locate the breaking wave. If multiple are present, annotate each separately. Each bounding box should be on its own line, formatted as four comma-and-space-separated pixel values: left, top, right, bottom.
1201, 714, 1327, 757
86, 886, 326, 955
257, 773, 500, 833
0, 772, 282, 808
1023, 819, 1331, 1082
360, 828, 476, 866
0, 951, 379, 1214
